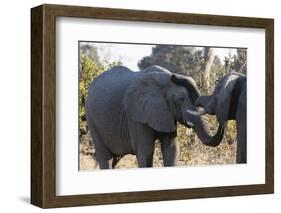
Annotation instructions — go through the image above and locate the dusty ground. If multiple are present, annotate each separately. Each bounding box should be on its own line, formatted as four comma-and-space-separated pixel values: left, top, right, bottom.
79, 118, 236, 170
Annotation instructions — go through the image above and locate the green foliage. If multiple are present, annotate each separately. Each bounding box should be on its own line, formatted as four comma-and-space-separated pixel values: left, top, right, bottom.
80, 43, 101, 65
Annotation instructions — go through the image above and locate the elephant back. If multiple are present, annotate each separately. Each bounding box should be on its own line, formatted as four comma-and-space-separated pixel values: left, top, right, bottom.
87, 66, 135, 121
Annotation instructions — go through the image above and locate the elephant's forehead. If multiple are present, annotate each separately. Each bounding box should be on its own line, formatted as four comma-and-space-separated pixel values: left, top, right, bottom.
215, 73, 240, 96
218, 73, 239, 87
225, 73, 239, 84
149, 72, 172, 86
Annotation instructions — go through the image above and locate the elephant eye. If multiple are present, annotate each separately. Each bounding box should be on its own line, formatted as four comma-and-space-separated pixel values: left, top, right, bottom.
178, 97, 185, 102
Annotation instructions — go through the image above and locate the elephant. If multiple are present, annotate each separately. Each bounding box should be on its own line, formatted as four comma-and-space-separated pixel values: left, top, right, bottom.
85, 65, 216, 169
172, 72, 247, 163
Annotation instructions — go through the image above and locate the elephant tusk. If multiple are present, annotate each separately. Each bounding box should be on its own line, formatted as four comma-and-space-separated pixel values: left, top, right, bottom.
186, 108, 206, 116
185, 121, 195, 128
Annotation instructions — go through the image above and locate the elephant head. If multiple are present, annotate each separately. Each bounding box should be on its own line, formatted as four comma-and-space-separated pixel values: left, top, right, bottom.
180, 72, 247, 146
123, 65, 213, 139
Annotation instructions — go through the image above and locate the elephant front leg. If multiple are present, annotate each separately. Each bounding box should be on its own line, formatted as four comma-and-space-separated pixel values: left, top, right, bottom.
160, 136, 179, 167
135, 136, 155, 168
135, 138, 154, 168
136, 133, 155, 168
236, 99, 247, 164
137, 153, 154, 168
236, 125, 247, 164
128, 121, 155, 168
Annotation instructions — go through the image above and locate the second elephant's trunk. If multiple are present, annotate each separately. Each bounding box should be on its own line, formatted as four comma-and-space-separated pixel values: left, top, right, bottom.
193, 115, 226, 147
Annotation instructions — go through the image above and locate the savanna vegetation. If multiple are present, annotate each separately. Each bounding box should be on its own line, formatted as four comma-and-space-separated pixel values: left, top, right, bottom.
79, 43, 247, 170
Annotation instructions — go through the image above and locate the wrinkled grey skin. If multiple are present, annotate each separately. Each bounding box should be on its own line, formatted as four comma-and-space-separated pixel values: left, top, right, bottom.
174, 72, 247, 163
86, 65, 213, 169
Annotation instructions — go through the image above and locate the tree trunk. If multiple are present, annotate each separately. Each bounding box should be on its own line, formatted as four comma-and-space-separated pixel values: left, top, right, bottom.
201, 47, 214, 93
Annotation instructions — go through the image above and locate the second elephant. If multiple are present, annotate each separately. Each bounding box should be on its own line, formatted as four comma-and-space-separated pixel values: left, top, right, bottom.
173, 72, 247, 163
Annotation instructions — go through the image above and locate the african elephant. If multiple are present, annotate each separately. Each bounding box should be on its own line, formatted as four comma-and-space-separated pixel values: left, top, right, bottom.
86, 65, 215, 169
173, 72, 247, 163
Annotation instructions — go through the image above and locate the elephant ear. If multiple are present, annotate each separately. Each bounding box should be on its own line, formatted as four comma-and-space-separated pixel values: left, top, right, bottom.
123, 72, 176, 133
216, 73, 240, 123
171, 74, 201, 104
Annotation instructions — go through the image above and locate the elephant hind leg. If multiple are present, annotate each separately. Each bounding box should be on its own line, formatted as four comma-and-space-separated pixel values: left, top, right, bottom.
87, 121, 113, 169
94, 144, 114, 169
112, 155, 123, 168
98, 159, 112, 169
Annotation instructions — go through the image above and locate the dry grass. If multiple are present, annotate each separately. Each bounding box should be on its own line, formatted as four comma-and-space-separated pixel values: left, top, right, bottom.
79, 115, 236, 170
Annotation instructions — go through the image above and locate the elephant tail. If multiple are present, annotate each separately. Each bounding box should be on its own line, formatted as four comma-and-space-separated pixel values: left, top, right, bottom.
112, 155, 124, 168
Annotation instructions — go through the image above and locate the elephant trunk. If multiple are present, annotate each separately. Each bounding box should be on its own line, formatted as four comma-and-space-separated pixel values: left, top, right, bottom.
193, 114, 226, 147
195, 95, 216, 115
171, 74, 225, 146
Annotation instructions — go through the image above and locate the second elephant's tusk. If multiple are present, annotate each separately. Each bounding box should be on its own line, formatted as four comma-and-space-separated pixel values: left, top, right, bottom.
187, 108, 206, 116
186, 121, 195, 128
